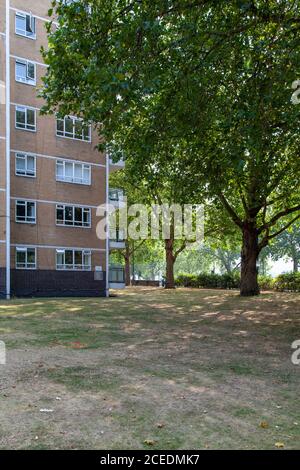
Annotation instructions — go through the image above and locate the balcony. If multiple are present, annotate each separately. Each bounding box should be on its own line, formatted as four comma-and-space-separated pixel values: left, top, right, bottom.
109, 188, 126, 208
109, 229, 126, 249
109, 266, 125, 289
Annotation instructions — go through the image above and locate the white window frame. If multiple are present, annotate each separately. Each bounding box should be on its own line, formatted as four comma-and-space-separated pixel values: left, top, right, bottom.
56, 204, 91, 228
16, 247, 37, 270
109, 188, 124, 202
15, 200, 36, 224
56, 249, 91, 271
15, 105, 36, 132
15, 153, 36, 178
56, 116, 91, 142
15, 58, 36, 86
56, 159, 91, 185
15, 12, 36, 39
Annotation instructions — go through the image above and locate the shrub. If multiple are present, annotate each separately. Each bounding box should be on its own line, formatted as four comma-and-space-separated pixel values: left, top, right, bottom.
175, 272, 240, 289
258, 275, 274, 290
175, 274, 199, 288
176, 273, 276, 290
273, 272, 300, 292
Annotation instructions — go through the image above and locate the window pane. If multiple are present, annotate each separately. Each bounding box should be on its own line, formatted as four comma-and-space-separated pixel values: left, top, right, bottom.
74, 207, 82, 225
83, 124, 90, 141
83, 209, 90, 226
27, 202, 35, 220
74, 251, 82, 266
65, 162, 73, 180
65, 251, 73, 265
74, 120, 83, 139
16, 15, 25, 34
17, 202, 25, 219
65, 206, 73, 224
56, 119, 64, 135
16, 155, 26, 173
27, 249, 35, 265
83, 252, 91, 268
56, 252, 64, 268
65, 117, 73, 136
56, 161, 64, 179
17, 251, 26, 266
74, 164, 82, 181
27, 156, 35, 173
56, 207, 64, 223
16, 61, 26, 81
83, 166, 90, 183
27, 62, 35, 80
26, 15, 36, 36
27, 109, 35, 126
16, 108, 25, 127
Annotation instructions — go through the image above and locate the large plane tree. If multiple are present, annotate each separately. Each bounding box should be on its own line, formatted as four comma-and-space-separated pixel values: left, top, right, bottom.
42, 0, 300, 295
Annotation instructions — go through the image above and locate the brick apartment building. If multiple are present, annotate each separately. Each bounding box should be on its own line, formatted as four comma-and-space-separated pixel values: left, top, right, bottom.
0, 0, 125, 298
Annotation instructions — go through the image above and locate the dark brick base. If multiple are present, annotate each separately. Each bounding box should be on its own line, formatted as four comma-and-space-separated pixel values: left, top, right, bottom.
9, 269, 106, 298
0, 268, 6, 298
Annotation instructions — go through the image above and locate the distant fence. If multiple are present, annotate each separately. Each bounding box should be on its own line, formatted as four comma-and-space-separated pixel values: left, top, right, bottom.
132, 280, 160, 287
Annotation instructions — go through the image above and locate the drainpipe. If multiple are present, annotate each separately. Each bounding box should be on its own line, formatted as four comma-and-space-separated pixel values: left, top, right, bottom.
5, 0, 10, 299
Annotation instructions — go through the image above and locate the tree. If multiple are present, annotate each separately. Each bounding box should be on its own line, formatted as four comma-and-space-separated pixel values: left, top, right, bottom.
42, 0, 300, 295
110, 143, 202, 289
269, 221, 300, 273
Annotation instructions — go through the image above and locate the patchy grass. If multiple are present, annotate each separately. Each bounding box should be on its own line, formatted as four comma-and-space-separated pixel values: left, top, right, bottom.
0, 287, 299, 449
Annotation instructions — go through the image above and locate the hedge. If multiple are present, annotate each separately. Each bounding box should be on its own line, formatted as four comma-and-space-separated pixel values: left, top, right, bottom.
273, 273, 300, 292
176, 272, 300, 292
175, 273, 240, 289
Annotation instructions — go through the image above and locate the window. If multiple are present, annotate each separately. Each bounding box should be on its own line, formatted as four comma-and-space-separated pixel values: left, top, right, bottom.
109, 267, 125, 283
109, 228, 125, 242
15, 12, 36, 39
16, 247, 36, 269
15, 106, 36, 131
109, 188, 124, 202
56, 116, 91, 142
56, 160, 91, 185
15, 153, 36, 177
15, 59, 36, 85
56, 249, 91, 271
16, 200, 36, 223
56, 205, 91, 228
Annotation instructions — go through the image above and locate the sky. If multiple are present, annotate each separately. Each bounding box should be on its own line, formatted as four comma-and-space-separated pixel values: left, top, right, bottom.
269, 259, 293, 277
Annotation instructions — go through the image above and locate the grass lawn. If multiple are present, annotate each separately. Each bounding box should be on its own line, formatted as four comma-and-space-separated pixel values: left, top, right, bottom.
0, 287, 299, 450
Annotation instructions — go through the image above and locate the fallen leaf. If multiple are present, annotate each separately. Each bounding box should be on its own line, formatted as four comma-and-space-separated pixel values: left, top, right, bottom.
144, 440, 156, 446
275, 442, 284, 448
259, 421, 269, 429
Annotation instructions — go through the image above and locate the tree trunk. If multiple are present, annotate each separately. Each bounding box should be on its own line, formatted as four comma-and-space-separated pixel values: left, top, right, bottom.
124, 242, 131, 286
293, 257, 299, 273
165, 239, 175, 289
240, 224, 260, 296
